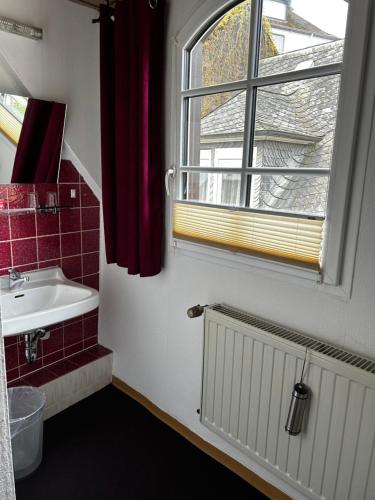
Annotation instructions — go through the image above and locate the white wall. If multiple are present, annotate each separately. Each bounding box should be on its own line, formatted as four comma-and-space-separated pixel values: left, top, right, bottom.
98, 0, 375, 497
0, 0, 101, 185
272, 27, 333, 53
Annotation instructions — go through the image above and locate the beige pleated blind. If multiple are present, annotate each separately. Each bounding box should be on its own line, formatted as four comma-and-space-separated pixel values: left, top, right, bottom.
173, 202, 324, 270
0, 104, 22, 144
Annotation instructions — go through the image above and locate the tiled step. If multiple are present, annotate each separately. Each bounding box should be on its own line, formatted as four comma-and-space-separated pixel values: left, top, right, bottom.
8, 344, 111, 388
8, 344, 113, 419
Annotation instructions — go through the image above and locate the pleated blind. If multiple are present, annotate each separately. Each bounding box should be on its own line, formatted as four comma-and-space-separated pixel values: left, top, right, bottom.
173, 202, 324, 270
0, 104, 22, 144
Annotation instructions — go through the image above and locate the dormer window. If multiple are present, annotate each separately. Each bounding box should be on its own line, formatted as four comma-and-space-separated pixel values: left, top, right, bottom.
263, 0, 287, 21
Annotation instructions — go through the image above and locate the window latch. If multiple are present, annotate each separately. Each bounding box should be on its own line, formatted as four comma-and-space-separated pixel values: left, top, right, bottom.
165, 165, 176, 197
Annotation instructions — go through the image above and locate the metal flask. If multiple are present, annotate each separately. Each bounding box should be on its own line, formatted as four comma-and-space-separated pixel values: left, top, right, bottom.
285, 382, 310, 436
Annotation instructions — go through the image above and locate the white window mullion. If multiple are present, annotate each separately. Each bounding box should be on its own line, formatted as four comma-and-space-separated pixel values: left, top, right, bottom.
240, 0, 263, 206
180, 64, 342, 100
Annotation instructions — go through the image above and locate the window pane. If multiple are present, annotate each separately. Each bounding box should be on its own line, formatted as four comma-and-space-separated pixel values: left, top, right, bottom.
185, 91, 246, 167
249, 174, 329, 215
258, 0, 348, 77
184, 172, 241, 206
188, 0, 251, 89
253, 75, 341, 170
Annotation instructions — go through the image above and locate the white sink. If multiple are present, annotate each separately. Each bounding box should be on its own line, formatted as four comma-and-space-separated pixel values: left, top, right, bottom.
1, 267, 99, 337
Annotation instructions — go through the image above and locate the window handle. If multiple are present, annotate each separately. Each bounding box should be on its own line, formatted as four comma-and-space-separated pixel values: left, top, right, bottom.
165, 165, 176, 197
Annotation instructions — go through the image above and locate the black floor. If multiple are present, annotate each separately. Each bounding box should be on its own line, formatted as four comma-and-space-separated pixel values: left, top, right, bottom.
16, 385, 267, 500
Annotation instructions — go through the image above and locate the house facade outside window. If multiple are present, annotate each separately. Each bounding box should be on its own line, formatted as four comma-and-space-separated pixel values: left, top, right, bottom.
170, 0, 371, 287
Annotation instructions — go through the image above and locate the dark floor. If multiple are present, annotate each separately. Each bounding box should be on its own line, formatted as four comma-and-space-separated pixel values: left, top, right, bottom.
16, 385, 267, 500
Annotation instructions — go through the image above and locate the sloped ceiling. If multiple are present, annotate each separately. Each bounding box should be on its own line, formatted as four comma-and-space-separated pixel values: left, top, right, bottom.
68, 0, 112, 10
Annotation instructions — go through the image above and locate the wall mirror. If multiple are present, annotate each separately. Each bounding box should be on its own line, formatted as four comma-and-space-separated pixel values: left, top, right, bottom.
0, 91, 67, 184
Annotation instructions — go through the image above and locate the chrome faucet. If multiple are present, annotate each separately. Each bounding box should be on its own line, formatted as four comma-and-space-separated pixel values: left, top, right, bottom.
8, 268, 30, 289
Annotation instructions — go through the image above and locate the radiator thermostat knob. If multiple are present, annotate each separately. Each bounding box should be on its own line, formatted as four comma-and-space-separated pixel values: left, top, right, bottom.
187, 305, 205, 318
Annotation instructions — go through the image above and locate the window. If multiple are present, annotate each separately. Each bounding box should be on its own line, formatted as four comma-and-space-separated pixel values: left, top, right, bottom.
172, 0, 370, 283
0, 93, 26, 144
272, 33, 285, 52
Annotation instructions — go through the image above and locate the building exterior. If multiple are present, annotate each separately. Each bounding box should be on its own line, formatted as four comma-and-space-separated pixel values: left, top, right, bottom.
186, 3, 344, 216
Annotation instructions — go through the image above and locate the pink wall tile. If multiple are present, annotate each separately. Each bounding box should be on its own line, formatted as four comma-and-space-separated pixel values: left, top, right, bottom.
64, 320, 83, 347
48, 359, 77, 377
61, 255, 82, 279
82, 230, 99, 253
1, 162, 102, 384
82, 207, 100, 230
43, 350, 64, 367
6, 368, 19, 383
12, 238, 37, 266
61, 232, 81, 257
10, 214, 36, 239
36, 213, 60, 236
69, 350, 96, 367
38, 235, 61, 261
83, 273, 99, 291
14, 263, 39, 273
4, 336, 17, 347
58, 160, 80, 183
64, 342, 83, 357
5, 344, 19, 371
82, 251, 99, 276
0, 215, 10, 241
84, 336, 98, 349
59, 184, 81, 208
39, 259, 61, 269
83, 315, 99, 339
42, 328, 64, 356
60, 208, 81, 233
19, 358, 43, 377
81, 184, 99, 207
22, 369, 56, 387
0, 241, 11, 268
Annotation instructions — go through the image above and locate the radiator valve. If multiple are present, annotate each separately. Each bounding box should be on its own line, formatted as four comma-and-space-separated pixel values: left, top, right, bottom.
187, 304, 207, 318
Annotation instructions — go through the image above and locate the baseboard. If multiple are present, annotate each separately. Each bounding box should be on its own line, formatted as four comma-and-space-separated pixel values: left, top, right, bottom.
112, 375, 290, 500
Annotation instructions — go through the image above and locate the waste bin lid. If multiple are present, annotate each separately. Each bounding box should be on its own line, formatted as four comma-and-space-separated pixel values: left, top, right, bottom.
8, 386, 46, 423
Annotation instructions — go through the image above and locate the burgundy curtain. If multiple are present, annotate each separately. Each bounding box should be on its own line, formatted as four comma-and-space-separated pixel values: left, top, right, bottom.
100, 0, 164, 277
11, 98, 66, 183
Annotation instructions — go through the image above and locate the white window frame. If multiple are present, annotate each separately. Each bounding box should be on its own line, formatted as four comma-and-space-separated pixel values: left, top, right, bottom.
168, 0, 372, 295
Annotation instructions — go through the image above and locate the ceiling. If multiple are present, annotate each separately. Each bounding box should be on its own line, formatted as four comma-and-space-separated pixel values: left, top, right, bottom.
68, 0, 116, 10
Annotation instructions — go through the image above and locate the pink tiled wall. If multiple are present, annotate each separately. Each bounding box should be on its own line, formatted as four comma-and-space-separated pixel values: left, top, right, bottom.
1, 160, 101, 383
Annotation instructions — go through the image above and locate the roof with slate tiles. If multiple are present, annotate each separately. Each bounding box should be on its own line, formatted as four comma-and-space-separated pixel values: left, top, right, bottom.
200, 39, 344, 214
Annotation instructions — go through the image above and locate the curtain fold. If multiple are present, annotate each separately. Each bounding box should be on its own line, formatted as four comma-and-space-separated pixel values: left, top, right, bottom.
100, 0, 164, 277
11, 98, 66, 183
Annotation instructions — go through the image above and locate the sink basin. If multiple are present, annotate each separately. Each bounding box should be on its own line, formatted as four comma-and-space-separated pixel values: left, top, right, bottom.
1, 267, 99, 337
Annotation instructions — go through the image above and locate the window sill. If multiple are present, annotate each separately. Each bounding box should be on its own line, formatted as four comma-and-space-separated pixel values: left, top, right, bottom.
170, 237, 351, 301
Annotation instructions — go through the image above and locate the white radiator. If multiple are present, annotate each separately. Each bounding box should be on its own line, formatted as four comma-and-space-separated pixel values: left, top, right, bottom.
201, 304, 375, 500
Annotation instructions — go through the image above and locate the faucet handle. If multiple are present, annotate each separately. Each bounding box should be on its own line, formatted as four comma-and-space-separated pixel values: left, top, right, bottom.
8, 268, 21, 279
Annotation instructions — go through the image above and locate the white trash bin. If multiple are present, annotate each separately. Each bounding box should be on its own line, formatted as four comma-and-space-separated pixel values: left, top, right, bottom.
8, 386, 46, 480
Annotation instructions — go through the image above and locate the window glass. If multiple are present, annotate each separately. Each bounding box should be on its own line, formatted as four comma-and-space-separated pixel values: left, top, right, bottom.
249, 174, 329, 215
185, 91, 246, 167
252, 75, 341, 170
258, 0, 348, 77
184, 172, 241, 206
188, 0, 251, 88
